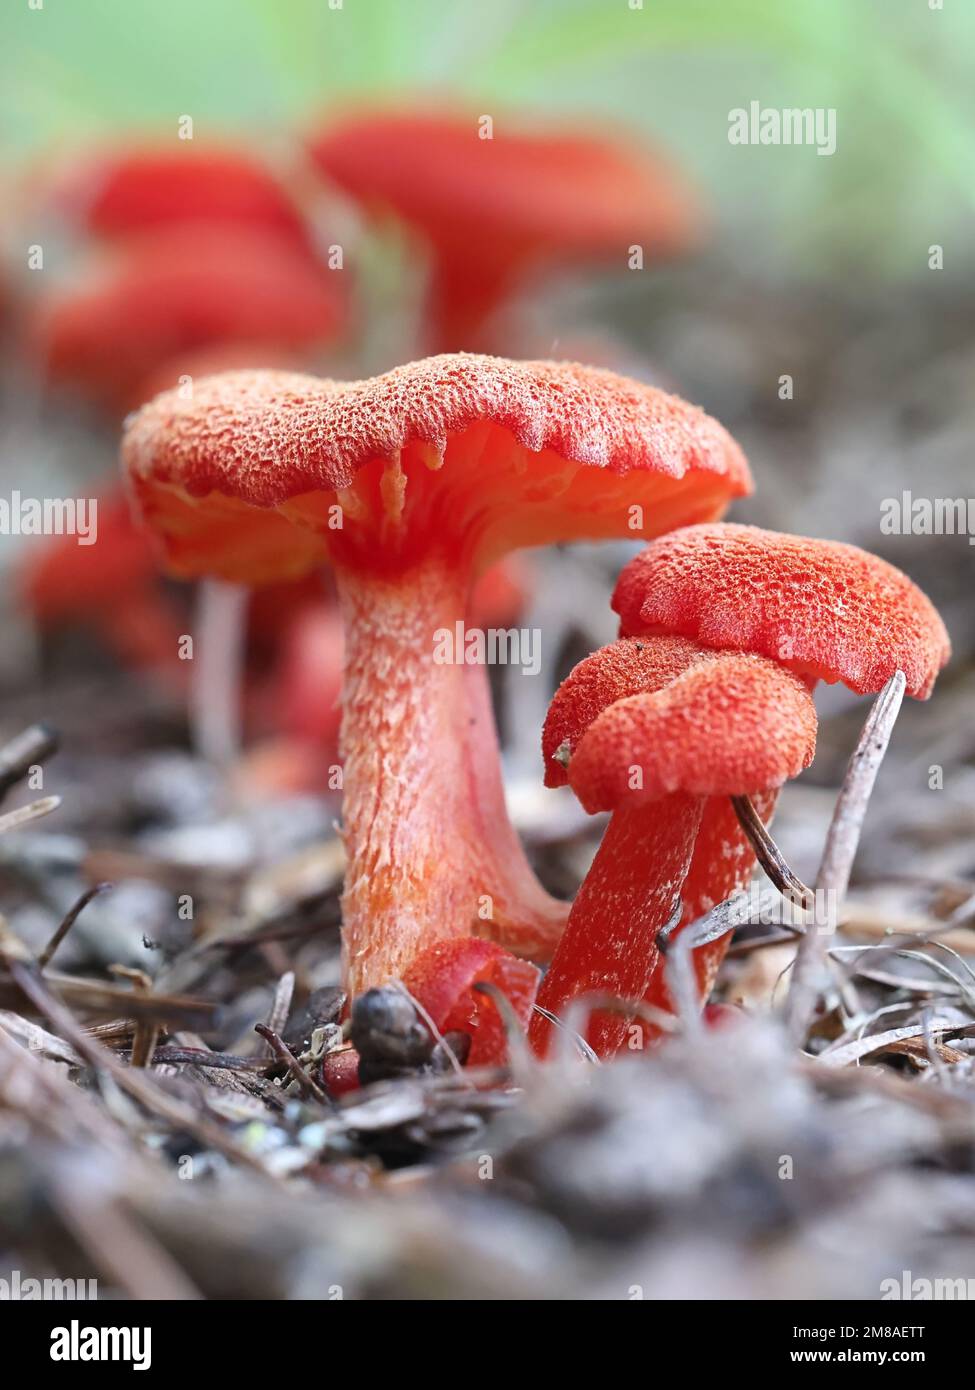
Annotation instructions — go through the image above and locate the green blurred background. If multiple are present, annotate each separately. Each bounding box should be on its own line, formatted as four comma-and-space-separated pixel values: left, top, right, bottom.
4, 0, 974, 281
3, 0, 973, 665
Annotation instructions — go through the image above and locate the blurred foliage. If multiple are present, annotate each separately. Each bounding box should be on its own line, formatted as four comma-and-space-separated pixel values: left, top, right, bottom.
2, 0, 973, 279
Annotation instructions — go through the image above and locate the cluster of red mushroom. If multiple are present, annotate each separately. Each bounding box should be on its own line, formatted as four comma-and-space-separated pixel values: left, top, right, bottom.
18, 111, 691, 782
531, 523, 949, 1058
32, 144, 348, 410
18, 142, 353, 763
10, 113, 950, 1083
117, 347, 949, 1080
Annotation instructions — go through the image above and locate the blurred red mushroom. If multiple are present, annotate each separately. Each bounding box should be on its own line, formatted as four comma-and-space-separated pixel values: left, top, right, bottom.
321, 1046, 361, 1098
32, 223, 348, 411
122, 355, 750, 998
52, 144, 313, 252
703, 1002, 743, 1029
309, 110, 698, 352
529, 636, 817, 1058
19, 488, 185, 688
266, 602, 345, 749
469, 553, 534, 633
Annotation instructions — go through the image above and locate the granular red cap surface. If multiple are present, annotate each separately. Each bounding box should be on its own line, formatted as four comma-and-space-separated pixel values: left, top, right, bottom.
542, 634, 707, 788
122, 355, 751, 583
614, 523, 950, 699
565, 643, 817, 814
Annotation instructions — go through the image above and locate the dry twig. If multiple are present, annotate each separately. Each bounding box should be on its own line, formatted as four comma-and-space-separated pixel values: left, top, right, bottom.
37, 881, 112, 970
253, 1022, 332, 1105
731, 795, 815, 909
787, 671, 907, 1042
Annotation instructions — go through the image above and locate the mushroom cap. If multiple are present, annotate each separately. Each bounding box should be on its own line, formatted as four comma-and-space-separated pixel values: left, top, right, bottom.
55, 145, 310, 249
121, 354, 751, 584
35, 225, 348, 409
20, 489, 154, 622
545, 636, 817, 815
614, 523, 950, 699
542, 634, 706, 788
310, 110, 698, 268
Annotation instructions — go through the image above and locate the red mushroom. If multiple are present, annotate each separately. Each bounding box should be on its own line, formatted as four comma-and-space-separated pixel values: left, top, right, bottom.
321, 1045, 361, 1097
33, 223, 348, 411
611, 522, 950, 1032
321, 937, 537, 1095
309, 110, 697, 352
614, 523, 949, 699
529, 636, 817, 1058
469, 554, 534, 633
19, 487, 185, 687
121, 355, 751, 997
52, 144, 312, 252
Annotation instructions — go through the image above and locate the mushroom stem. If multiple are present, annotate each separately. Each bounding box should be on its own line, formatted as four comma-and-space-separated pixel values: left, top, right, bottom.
638, 790, 779, 1041
189, 579, 248, 767
425, 254, 515, 354
333, 556, 565, 997
528, 792, 705, 1060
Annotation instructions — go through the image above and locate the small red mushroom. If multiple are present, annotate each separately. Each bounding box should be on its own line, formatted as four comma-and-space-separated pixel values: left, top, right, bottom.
321, 1045, 361, 1097
121, 355, 751, 999
611, 522, 950, 1032
19, 487, 185, 687
309, 110, 697, 352
529, 637, 817, 1058
52, 144, 312, 252
321, 937, 537, 1095
614, 523, 950, 699
33, 223, 348, 410
469, 554, 534, 633
702, 1002, 743, 1030
267, 602, 345, 750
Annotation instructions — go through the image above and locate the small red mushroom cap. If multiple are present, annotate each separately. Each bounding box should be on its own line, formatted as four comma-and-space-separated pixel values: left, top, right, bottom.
542, 634, 707, 789
613, 523, 950, 699
34, 225, 347, 410
55, 145, 311, 250
310, 110, 698, 263
122, 355, 752, 582
565, 645, 817, 814
548, 636, 812, 811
